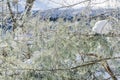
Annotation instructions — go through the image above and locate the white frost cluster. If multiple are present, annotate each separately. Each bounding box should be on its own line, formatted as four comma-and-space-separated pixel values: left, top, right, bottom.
24, 51, 41, 65
92, 20, 112, 34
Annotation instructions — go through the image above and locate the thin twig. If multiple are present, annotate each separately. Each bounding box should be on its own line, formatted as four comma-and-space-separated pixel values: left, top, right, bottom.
102, 61, 118, 80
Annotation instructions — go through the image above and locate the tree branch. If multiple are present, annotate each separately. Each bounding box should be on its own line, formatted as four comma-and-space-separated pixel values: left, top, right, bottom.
78, 51, 118, 80
102, 61, 117, 80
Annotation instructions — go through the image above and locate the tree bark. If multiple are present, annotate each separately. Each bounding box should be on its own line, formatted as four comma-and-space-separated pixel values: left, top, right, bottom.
25, 0, 35, 15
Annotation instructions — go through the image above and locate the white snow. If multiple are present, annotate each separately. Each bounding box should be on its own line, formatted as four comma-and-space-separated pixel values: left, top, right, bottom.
92, 20, 112, 34
24, 51, 41, 64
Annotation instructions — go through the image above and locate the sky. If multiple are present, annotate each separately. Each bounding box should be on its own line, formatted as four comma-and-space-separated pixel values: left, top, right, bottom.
1, 0, 118, 12
24, 0, 119, 10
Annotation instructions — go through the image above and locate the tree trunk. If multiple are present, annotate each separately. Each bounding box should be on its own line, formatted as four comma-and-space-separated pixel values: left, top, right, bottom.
25, 0, 35, 15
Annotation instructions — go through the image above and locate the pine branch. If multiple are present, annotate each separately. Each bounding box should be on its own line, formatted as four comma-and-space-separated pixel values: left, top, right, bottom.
1, 56, 120, 72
